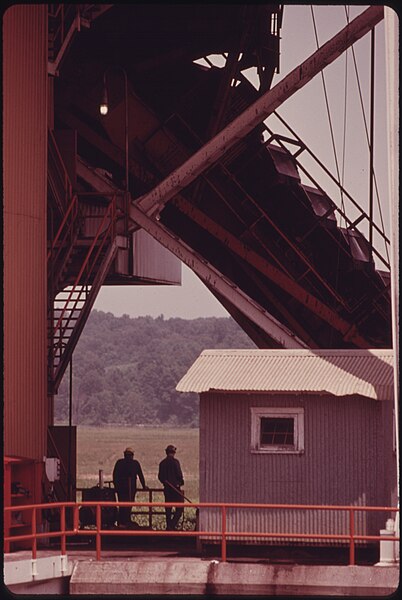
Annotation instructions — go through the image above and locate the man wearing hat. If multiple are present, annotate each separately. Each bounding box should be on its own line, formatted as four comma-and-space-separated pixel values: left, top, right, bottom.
113, 447, 148, 527
158, 445, 185, 530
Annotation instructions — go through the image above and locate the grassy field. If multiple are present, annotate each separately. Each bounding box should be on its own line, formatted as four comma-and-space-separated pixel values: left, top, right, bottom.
77, 426, 199, 503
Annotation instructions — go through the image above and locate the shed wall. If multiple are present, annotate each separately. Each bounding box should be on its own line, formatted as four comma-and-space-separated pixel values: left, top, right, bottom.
199, 392, 396, 543
3, 5, 49, 459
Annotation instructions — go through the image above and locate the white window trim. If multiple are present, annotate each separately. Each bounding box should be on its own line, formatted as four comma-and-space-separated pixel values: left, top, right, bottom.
250, 407, 304, 454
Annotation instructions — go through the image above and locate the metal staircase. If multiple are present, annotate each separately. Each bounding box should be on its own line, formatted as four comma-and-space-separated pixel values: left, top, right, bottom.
48, 196, 119, 393
47, 132, 121, 393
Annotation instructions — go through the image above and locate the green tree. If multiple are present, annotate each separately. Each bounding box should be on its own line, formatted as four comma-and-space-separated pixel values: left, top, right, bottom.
55, 311, 255, 426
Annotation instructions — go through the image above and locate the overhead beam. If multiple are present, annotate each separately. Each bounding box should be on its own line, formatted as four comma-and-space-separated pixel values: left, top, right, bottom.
231, 257, 319, 347
77, 158, 307, 349
135, 5, 384, 215
129, 203, 308, 349
170, 196, 370, 347
78, 157, 371, 349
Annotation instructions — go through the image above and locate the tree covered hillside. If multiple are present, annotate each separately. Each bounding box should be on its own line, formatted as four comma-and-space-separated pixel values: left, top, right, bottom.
55, 310, 256, 427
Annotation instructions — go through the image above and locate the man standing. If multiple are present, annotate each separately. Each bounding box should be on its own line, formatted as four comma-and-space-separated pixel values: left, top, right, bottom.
158, 445, 185, 530
113, 447, 148, 527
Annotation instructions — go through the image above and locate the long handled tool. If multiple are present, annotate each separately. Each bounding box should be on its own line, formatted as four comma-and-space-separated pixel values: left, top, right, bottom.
163, 480, 198, 531
164, 480, 193, 503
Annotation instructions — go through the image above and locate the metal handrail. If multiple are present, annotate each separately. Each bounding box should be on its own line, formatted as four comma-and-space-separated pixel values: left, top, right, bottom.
4, 501, 399, 565
263, 120, 390, 270
75, 486, 172, 530
52, 196, 116, 340
190, 54, 390, 269
48, 130, 74, 216
47, 194, 79, 263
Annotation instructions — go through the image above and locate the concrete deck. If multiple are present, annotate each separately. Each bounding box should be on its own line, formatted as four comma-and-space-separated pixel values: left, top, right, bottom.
69, 559, 400, 596
4, 546, 400, 596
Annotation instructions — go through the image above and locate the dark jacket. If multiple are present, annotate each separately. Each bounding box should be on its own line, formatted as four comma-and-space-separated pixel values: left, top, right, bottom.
113, 457, 145, 495
158, 455, 184, 489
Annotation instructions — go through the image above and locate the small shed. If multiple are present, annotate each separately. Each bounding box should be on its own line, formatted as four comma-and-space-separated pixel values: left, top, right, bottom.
176, 349, 396, 547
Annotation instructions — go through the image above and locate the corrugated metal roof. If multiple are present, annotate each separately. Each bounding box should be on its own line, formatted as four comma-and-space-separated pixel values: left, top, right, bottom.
176, 349, 394, 401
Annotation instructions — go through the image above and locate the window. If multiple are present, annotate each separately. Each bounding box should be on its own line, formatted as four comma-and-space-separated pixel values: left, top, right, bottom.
251, 407, 304, 454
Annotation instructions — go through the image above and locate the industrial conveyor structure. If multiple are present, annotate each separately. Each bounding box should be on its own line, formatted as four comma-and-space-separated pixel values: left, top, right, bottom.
47, 4, 391, 394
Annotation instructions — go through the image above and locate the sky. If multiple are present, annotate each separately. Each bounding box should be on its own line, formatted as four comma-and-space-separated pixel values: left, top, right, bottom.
93, 4, 392, 320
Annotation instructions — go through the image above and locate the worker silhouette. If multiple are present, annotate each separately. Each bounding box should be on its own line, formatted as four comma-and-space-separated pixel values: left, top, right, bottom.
158, 445, 185, 530
113, 447, 148, 527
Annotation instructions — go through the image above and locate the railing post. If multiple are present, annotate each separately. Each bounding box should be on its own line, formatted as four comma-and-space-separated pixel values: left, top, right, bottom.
61, 505, 66, 556
221, 505, 227, 562
96, 504, 101, 560
349, 508, 355, 565
32, 507, 37, 560
73, 504, 79, 532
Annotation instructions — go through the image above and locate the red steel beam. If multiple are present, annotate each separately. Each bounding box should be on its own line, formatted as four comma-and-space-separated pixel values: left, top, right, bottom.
77, 158, 307, 348
171, 196, 370, 347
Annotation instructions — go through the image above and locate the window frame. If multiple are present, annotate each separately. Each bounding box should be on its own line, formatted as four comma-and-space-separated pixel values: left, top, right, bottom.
250, 407, 305, 454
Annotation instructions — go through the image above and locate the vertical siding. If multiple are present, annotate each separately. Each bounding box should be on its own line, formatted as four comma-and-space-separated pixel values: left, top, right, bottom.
133, 229, 181, 284
3, 5, 48, 459
200, 392, 395, 544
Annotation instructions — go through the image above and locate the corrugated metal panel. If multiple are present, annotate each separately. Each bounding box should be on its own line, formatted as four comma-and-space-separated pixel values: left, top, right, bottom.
81, 206, 181, 283
133, 228, 181, 284
81, 203, 111, 237
199, 392, 394, 544
3, 5, 48, 460
177, 349, 394, 400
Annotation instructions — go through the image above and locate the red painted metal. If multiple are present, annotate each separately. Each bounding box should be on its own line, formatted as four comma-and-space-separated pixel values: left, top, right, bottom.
61, 505, 67, 556
171, 195, 369, 344
47, 194, 78, 262
32, 508, 37, 560
169, 108, 350, 314
96, 504, 102, 561
4, 4, 48, 459
52, 196, 116, 338
4, 501, 398, 565
349, 509, 355, 565
48, 130, 74, 215
221, 505, 227, 562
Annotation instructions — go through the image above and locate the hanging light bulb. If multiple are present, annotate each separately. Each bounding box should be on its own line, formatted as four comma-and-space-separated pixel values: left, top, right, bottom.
99, 86, 109, 115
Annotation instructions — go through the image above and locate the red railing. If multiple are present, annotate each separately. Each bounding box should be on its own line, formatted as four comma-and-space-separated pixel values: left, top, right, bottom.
4, 501, 399, 565
52, 195, 116, 340
47, 193, 79, 264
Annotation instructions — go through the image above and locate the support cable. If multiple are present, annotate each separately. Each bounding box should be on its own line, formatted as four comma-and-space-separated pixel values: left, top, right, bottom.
310, 6, 345, 216
369, 27, 375, 257
68, 358, 73, 501
341, 39, 349, 217
344, 6, 390, 264
310, 6, 345, 346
